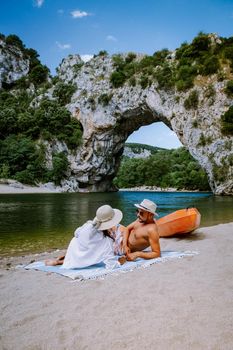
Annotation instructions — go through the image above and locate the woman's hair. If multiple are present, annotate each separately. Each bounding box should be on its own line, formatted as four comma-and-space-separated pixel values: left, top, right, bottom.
103, 230, 115, 241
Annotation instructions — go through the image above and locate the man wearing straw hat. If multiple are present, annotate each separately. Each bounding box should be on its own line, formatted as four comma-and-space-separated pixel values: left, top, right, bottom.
123, 199, 161, 261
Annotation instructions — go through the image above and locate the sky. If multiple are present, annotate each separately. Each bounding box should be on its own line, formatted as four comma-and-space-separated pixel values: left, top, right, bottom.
1, 0, 233, 149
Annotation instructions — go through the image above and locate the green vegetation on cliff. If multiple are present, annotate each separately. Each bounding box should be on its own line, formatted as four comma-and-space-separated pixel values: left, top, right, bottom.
110, 32, 233, 94
1, 32, 232, 189
0, 34, 83, 185
221, 106, 233, 135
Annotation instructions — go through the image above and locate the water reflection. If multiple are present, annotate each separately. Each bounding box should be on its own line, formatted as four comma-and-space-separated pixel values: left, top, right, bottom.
0, 191, 232, 257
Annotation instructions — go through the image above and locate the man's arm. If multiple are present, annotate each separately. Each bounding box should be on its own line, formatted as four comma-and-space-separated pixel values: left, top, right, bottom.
127, 225, 161, 260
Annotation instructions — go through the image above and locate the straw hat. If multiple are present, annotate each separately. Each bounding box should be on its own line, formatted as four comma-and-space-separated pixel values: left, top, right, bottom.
93, 205, 123, 230
134, 199, 158, 216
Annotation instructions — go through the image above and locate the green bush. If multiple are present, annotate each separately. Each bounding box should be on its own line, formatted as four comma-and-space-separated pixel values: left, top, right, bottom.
153, 49, 170, 65
98, 93, 113, 106
221, 106, 233, 135
129, 77, 136, 86
177, 33, 211, 59
184, 90, 199, 110
53, 82, 76, 106
138, 55, 155, 69
112, 55, 125, 69
140, 75, 150, 89
14, 168, 37, 185
87, 96, 96, 110
155, 64, 174, 90
24, 48, 40, 68
29, 64, 49, 85
5, 34, 25, 50
51, 152, 69, 185
175, 42, 189, 59
190, 33, 211, 55
110, 71, 126, 88
0, 164, 10, 178
176, 78, 193, 91
225, 80, 233, 96
125, 52, 136, 63
200, 56, 220, 75
0, 135, 39, 177
98, 50, 108, 56
223, 44, 233, 70
204, 84, 216, 99
175, 64, 197, 91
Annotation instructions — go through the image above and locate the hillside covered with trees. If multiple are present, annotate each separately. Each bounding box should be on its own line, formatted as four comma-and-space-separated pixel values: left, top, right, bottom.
114, 145, 211, 191
0, 34, 83, 185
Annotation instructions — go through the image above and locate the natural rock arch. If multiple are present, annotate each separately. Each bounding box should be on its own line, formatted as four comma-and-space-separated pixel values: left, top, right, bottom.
56, 53, 233, 195
1, 34, 232, 194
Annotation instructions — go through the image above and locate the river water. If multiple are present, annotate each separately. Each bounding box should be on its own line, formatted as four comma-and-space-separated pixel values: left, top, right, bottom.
0, 191, 232, 257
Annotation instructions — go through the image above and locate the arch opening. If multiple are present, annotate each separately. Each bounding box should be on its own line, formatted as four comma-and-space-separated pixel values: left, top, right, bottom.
112, 121, 210, 192
126, 122, 182, 150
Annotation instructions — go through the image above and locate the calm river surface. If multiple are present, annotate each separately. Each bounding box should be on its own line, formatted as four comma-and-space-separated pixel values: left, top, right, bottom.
0, 191, 232, 257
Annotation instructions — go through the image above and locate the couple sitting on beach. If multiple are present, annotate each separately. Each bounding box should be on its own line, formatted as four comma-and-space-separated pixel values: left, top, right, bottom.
46, 199, 161, 270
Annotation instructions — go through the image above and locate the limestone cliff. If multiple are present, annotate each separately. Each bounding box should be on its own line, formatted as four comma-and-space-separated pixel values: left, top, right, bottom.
55, 48, 233, 194
123, 144, 153, 159
0, 38, 29, 88
1, 34, 233, 194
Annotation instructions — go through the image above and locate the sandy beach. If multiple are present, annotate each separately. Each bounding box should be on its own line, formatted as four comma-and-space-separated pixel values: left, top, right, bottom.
0, 222, 233, 350
0, 181, 59, 194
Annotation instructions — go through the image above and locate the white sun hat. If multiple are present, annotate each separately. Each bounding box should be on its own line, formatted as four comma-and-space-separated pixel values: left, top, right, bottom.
93, 204, 123, 230
134, 199, 158, 216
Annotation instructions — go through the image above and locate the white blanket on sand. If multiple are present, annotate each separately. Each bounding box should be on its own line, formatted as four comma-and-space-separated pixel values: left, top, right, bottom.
23, 251, 199, 281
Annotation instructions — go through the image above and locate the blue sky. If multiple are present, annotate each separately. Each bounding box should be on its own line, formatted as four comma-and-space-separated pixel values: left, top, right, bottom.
1, 0, 233, 149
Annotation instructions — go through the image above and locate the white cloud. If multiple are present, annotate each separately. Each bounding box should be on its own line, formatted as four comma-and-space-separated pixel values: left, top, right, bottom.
71, 10, 90, 18
34, 0, 44, 8
81, 54, 94, 63
106, 35, 117, 42
56, 41, 71, 50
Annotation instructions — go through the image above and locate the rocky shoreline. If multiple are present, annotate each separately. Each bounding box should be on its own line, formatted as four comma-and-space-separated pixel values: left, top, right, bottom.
0, 180, 213, 194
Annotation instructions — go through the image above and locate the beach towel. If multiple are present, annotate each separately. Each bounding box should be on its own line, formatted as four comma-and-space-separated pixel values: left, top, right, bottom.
22, 250, 198, 281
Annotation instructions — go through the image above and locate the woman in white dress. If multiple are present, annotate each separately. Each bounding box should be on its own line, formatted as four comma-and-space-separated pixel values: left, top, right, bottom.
45, 205, 126, 269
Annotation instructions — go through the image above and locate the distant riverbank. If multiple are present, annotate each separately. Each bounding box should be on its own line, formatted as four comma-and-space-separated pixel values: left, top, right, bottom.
0, 181, 211, 194
119, 185, 210, 193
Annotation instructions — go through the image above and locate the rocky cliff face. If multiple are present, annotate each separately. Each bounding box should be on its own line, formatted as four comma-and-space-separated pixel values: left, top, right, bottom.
1, 36, 233, 195
0, 39, 29, 88
123, 145, 152, 159
54, 51, 233, 195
